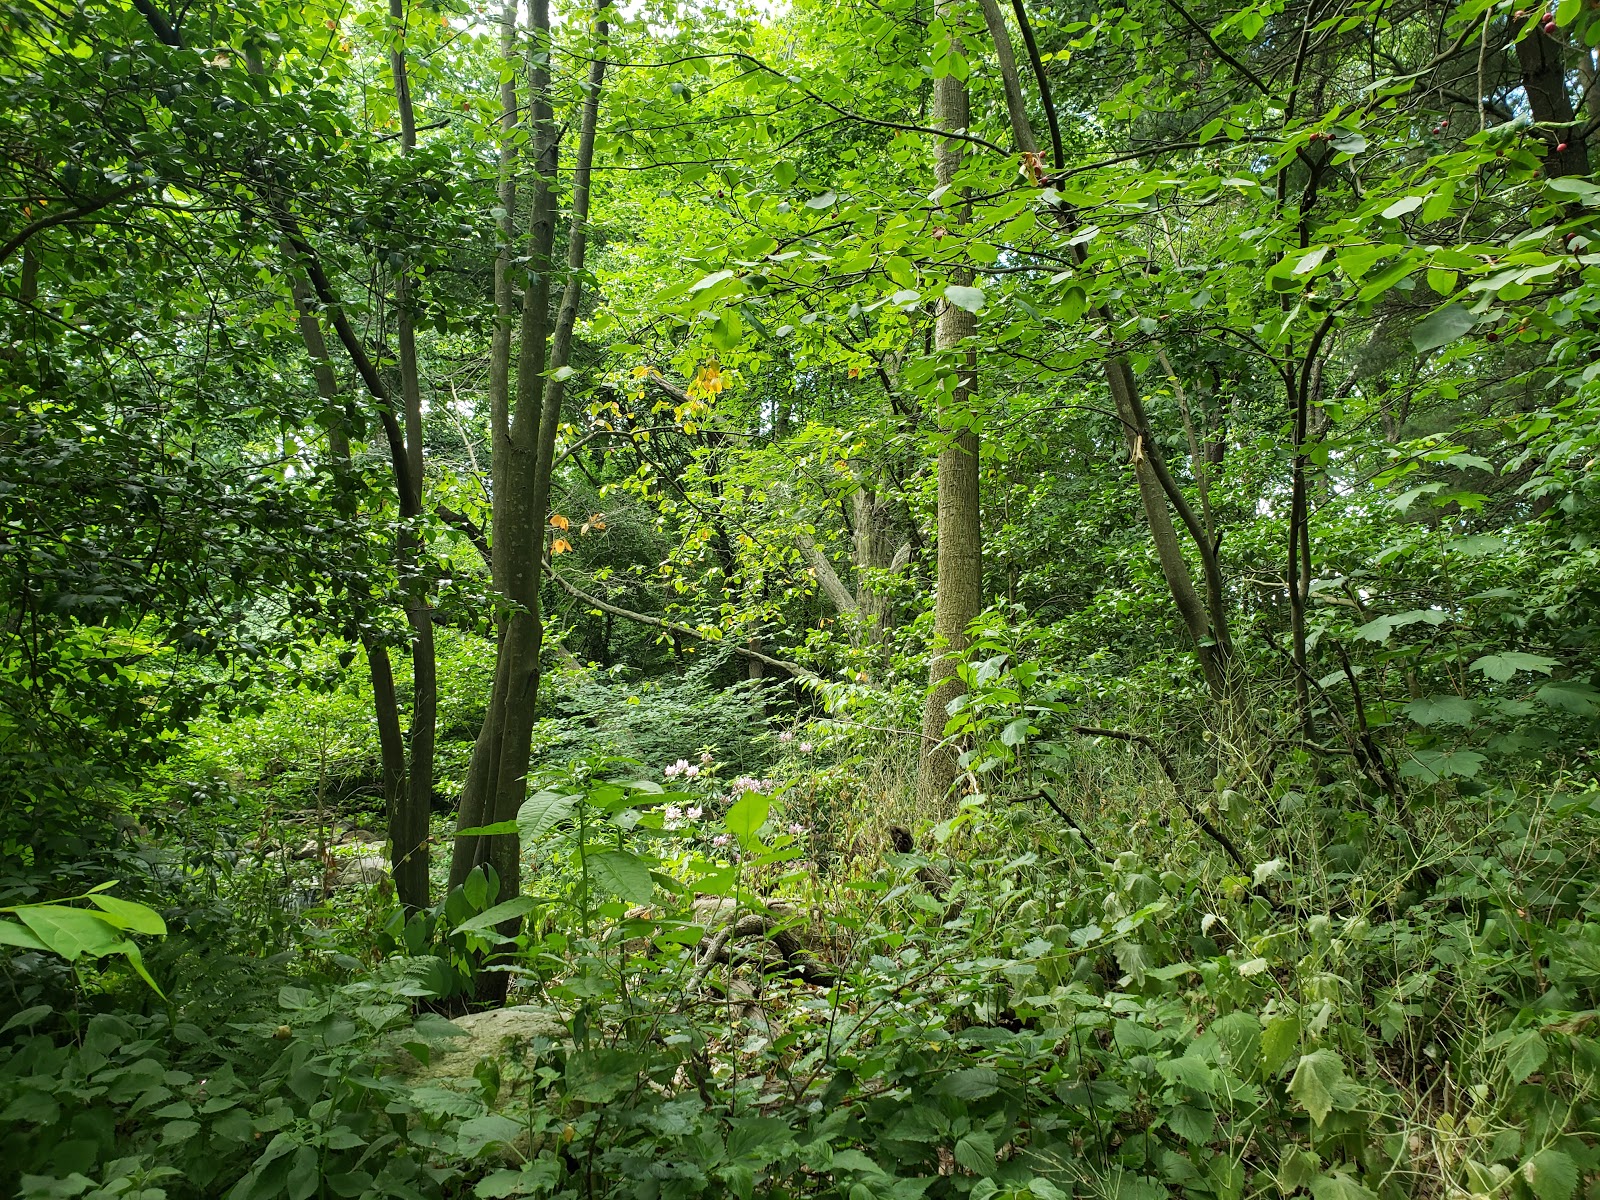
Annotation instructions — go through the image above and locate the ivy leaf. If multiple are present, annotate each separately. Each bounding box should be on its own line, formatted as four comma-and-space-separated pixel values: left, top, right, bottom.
1524, 1149, 1578, 1200
585, 850, 655, 904
1471, 652, 1557, 682
1287, 1048, 1347, 1126
1411, 304, 1475, 352
944, 284, 986, 312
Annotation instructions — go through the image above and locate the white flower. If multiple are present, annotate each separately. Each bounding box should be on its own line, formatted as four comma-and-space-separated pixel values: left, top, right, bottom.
777, 731, 795, 743
686, 806, 702, 820
664, 805, 682, 822
788, 823, 805, 837
712, 834, 731, 847
799, 742, 814, 754
700, 752, 714, 765
685, 764, 700, 779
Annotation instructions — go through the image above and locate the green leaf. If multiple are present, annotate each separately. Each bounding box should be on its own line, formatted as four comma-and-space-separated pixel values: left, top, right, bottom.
1504, 1029, 1548, 1083
1288, 1048, 1347, 1126
518, 790, 578, 844
586, 850, 655, 903
1524, 1148, 1577, 1200
1261, 1013, 1301, 1078
1381, 195, 1424, 219
944, 284, 986, 312
1310, 1170, 1377, 1200
803, 191, 837, 209
1536, 681, 1600, 715
1410, 305, 1475, 352
954, 1131, 996, 1176
0, 918, 48, 952
1399, 749, 1486, 783
725, 792, 770, 840
1471, 652, 1557, 682
1403, 696, 1477, 727
1000, 717, 1030, 746
89, 894, 166, 936
451, 896, 538, 938
16, 907, 126, 961
938, 1067, 1000, 1099
454, 820, 517, 837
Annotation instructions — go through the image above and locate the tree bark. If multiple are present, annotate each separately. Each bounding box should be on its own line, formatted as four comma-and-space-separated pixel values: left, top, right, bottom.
916, 5, 983, 809
387, 0, 434, 914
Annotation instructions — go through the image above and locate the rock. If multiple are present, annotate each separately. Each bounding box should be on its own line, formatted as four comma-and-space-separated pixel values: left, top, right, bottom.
404, 1005, 569, 1089
335, 853, 389, 889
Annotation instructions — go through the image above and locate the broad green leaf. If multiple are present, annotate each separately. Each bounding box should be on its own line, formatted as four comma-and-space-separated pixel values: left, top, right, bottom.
454, 820, 517, 836
1381, 195, 1424, 219
1399, 749, 1486, 782
1471, 652, 1557, 682
1536, 681, 1600, 714
1403, 696, 1477, 726
724, 792, 770, 840
938, 1066, 1000, 1098
89, 894, 166, 936
1000, 717, 1030, 746
1524, 1148, 1577, 1200
1504, 1029, 1548, 1083
944, 284, 986, 312
585, 850, 655, 903
518, 790, 578, 844
1261, 1013, 1301, 1078
1410, 305, 1475, 352
803, 191, 837, 209
16, 906, 125, 961
953, 1131, 996, 1176
1288, 1048, 1347, 1126
0, 918, 48, 952
452, 896, 538, 938
1310, 1170, 1377, 1200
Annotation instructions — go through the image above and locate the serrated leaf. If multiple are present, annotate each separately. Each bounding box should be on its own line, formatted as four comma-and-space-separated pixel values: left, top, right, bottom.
1524, 1148, 1577, 1200
1504, 1029, 1548, 1083
1310, 1170, 1377, 1200
1471, 652, 1557, 682
1403, 696, 1478, 727
1261, 1014, 1301, 1078
954, 1131, 996, 1176
1411, 305, 1475, 352
1399, 749, 1486, 782
1288, 1049, 1347, 1126
585, 850, 655, 903
938, 1066, 1000, 1099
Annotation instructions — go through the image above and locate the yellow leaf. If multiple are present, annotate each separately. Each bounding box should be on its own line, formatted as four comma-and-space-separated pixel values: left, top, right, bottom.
551, 537, 573, 555
549, 513, 570, 530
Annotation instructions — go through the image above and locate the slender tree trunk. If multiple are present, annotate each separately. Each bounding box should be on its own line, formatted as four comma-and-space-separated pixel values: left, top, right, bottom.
916, 2, 983, 809
388, 0, 434, 914
450, 0, 523, 888
451, 0, 611, 1006
289, 277, 408, 832
983, 0, 1231, 695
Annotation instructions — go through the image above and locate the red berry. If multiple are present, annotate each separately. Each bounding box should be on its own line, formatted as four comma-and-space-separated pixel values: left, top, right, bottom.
1558, 141, 1570, 151
1544, 20, 1559, 32
1486, 331, 1500, 342
1544, 9, 1555, 19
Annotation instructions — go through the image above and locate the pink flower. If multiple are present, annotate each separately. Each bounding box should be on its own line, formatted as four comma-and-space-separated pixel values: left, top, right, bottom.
799, 742, 814, 754
788, 823, 805, 837
778, 731, 795, 743
686, 806, 703, 820
684, 764, 700, 779
664, 758, 693, 779
700, 752, 714, 765
712, 834, 731, 847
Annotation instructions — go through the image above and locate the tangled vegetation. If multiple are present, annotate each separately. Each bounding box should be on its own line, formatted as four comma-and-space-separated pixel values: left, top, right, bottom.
4, 0, 1600, 1196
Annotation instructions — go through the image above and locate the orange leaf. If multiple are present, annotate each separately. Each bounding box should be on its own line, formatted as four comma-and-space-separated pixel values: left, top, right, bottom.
549, 513, 570, 530
551, 537, 573, 555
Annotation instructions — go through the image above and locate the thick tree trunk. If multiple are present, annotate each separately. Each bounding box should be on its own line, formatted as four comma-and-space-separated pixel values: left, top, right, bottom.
1516, 26, 1590, 176
916, 11, 983, 809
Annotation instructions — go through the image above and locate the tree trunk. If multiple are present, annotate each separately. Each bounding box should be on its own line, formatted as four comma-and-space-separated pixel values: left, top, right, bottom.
1516, 25, 1590, 176
916, 7, 983, 809
388, 0, 434, 914
450, 0, 610, 1004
